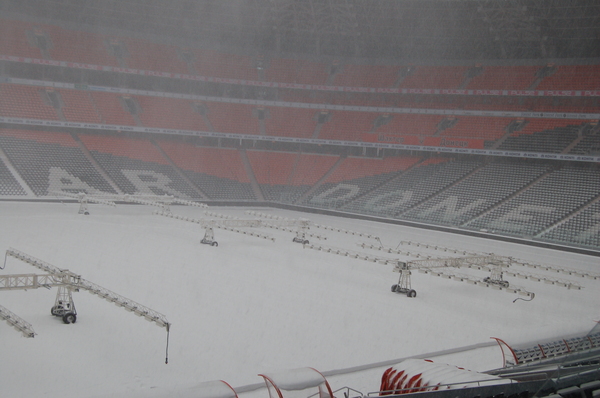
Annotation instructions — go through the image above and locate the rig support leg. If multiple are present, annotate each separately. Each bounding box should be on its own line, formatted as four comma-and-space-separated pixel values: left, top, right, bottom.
51, 286, 78, 323
201, 227, 218, 246
78, 200, 89, 215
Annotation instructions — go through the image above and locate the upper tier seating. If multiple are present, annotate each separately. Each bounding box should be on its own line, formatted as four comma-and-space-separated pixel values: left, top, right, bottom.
206, 102, 260, 135
466, 66, 540, 90
266, 58, 329, 85
536, 65, 600, 91
461, 102, 529, 112
191, 48, 257, 81
332, 64, 399, 88
59, 89, 103, 124
120, 37, 189, 73
88, 92, 137, 126
0, 81, 595, 155
440, 116, 509, 140
0, 84, 59, 120
0, 19, 44, 58
136, 97, 211, 131
2, 18, 599, 96
278, 90, 332, 104
43, 24, 119, 66
264, 107, 317, 138
318, 111, 379, 141
399, 66, 468, 89
374, 114, 446, 137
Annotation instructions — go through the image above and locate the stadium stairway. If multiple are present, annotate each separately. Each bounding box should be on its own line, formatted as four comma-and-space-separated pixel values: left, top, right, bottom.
296, 156, 345, 204
396, 160, 485, 217
239, 149, 264, 201
150, 139, 209, 200
70, 133, 123, 195
561, 126, 589, 154
535, 189, 600, 239
339, 157, 428, 211
0, 143, 34, 197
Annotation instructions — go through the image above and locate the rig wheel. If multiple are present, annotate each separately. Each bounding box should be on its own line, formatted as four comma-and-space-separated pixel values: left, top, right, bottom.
84, 211, 90, 215
51, 306, 60, 316
211, 241, 218, 247
406, 289, 417, 298
391, 284, 398, 292
62, 313, 77, 324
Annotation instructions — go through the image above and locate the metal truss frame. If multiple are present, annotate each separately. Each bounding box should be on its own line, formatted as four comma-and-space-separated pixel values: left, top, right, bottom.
0, 248, 170, 337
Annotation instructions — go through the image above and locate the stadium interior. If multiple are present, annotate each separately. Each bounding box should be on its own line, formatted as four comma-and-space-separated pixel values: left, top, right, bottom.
0, 2, 599, 252
1, 1, 600, 397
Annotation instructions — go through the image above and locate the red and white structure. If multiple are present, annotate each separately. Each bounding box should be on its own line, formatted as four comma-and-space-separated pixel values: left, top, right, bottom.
379, 359, 511, 396
192, 380, 239, 398
259, 367, 334, 398
492, 331, 600, 367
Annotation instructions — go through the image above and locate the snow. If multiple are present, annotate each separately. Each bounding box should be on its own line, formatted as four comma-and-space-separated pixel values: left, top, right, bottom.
192, 380, 238, 398
0, 201, 598, 398
260, 367, 327, 390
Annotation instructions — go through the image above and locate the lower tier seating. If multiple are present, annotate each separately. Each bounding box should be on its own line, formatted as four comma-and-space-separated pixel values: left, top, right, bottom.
338, 159, 481, 216
0, 129, 116, 196
539, 201, 600, 248
401, 161, 551, 225
304, 156, 422, 209
0, 157, 27, 196
464, 165, 600, 238
248, 151, 340, 203
157, 141, 255, 201
78, 135, 202, 199
498, 122, 586, 153
0, 129, 597, 250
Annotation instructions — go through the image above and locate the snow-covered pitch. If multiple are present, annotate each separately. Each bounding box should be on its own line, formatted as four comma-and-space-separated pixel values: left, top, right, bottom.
1, 201, 598, 398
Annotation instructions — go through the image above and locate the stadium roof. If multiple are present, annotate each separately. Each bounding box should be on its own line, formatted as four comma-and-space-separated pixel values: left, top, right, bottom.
4, 0, 600, 60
